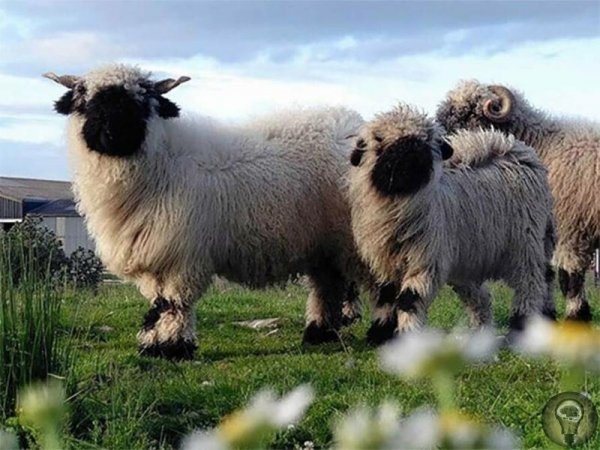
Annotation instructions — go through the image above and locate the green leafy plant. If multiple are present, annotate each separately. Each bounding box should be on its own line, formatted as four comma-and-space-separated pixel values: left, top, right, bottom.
68, 247, 103, 291
0, 230, 75, 423
1, 216, 68, 286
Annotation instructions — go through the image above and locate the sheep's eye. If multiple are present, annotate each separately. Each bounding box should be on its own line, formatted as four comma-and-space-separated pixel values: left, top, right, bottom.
374, 135, 383, 143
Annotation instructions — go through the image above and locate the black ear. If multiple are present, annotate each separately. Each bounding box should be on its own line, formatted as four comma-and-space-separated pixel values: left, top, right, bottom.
440, 141, 454, 160
156, 96, 180, 119
54, 90, 74, 115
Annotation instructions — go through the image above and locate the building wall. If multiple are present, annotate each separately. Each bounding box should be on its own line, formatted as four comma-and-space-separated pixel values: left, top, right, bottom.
41, 217, 95, 255
0, 196, 21, 219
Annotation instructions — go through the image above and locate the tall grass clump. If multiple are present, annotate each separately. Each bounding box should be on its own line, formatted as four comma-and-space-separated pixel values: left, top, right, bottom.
0, 219, 74, 421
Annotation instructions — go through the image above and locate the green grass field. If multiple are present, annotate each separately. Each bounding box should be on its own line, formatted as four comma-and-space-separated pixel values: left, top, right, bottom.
58, 280, 600, 449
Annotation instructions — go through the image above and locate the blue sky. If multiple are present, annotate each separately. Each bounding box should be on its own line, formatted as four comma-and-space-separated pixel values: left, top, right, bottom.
1, 0, 599, 180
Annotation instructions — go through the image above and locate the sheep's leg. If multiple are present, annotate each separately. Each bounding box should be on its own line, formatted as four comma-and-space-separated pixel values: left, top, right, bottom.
506, 264, 548, 339
541, 221, 558, 321
450, 283, 493, 328
542, 264, 557, 321
302, 259, 347, 345
366, 282, 399, 346
395, 272, 437, 334
138, 297, 198, 360
554, 233, 593, 321
341, 282, 362, 326
396, 289, 429, 333
559, 269, 591, 321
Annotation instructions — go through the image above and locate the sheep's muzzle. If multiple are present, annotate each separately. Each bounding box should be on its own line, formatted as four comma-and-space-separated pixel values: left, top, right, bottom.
82, 85, 150, 157
370, 136, 434, 197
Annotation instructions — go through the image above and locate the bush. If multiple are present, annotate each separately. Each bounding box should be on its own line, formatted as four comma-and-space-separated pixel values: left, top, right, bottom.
67, 247, 103, 291
0, 217, 104, 291
1, 217, 67, 285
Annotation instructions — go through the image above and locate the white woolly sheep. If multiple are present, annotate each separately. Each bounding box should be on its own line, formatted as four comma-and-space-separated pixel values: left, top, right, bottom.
44, 64, 367, 359
436, 81, 600, 322
348, 104, 556, 342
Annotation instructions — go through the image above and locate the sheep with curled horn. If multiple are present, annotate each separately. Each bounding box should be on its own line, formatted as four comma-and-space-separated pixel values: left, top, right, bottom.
436, 80, 600, 322
348, 103, 556, 343
44, 64, 369, 359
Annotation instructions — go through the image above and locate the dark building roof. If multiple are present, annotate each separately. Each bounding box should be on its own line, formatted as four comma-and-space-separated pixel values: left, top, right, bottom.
27, 199, 80, 217
0, 176, 73, 202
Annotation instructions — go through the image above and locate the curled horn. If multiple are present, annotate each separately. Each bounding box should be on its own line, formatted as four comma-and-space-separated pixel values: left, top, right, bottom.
43, 72, 80, 89
154, 76, 191, 94
482, 85, 514, 122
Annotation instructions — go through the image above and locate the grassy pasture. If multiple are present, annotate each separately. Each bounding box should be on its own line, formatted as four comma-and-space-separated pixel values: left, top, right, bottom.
50, 280, 600, 449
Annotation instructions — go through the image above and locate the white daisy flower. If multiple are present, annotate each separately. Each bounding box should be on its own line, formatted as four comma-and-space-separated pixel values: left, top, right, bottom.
181, 431, 227, 450
380, 328, 499, 378
516, 317, 600, 370
393, 409, 519, 450
333, 402, 401, 450
182, 385, 314, 450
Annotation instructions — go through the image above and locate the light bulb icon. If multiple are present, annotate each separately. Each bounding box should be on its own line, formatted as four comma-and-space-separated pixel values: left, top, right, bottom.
555, 399, 584, 446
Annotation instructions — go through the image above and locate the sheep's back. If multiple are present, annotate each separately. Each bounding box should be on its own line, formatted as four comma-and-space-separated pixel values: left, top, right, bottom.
174, 107, 364, 286
538, 122, 600, 240
441, 133, 552, 282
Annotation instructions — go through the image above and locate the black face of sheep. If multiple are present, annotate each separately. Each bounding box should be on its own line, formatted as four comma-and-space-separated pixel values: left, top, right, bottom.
367, 135, 453, 197
44, 71, 190, 157
436, 84, 515, 133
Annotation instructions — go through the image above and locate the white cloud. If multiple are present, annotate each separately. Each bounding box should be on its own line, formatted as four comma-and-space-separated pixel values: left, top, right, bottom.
136, 35, 600, 121
0, 73, 60, 109
0, 117, 64, 145
1, 30, 127, 70
28, 32, 125, 66
1, 31, 598, 179
0, 7, 35, 41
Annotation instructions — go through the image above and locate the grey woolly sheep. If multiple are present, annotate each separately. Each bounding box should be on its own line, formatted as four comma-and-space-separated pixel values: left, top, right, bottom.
44, 64, 367, 360
348, 104, 555, 342
436, 80, 600, 322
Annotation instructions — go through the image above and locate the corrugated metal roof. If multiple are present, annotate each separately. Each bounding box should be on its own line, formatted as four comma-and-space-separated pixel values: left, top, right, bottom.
27, 198, 80, 217
0, 176, 73, 202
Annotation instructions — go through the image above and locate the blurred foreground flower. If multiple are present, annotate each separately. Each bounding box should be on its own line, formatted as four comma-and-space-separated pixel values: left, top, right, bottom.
0, 430, 19, 450
380, 328, 498, 410
182, 385, 314, 450
333, 402, 400, 450
380, 328, 498, 379
396, 409, 519, 450
516, 317, 600, 391
334, 405, 518, 450
516, 317, 600, 370
17, 381, 66, 450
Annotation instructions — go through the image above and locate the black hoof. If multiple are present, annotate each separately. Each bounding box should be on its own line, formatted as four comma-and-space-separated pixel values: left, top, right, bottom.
565, 302, 592, 322
139, 339, 197, 361
366, 320, 397, 347
503, 329, 521, 348
507, 312, 527, 333
341, 312, 362, 327
302, 322, 339, 345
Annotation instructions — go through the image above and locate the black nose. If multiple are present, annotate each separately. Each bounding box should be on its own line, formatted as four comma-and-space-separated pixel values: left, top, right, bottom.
82, 85, 150, 157
350, 148, 365, 166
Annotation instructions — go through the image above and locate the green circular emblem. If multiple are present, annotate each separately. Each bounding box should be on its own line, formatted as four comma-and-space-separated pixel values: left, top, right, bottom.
542, 392, 598, 447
